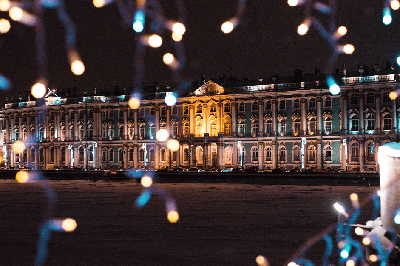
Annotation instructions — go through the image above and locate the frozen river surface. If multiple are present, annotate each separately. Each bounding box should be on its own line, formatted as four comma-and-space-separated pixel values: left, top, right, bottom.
0, 179, 378, 266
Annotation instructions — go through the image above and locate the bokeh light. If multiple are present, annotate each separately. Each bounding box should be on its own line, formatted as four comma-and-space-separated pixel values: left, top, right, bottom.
256, 255, 268, 266
62, 218, 77, 232
12, 140, 26, 153
15, 170, 30, 183
383, 7, 392, 25
0, 18, 10, 33
167, 139, 179, 152
71, 60, 85, 75
297, 23, 308, 35
337, 26, 347, 36
167, 210, 179, 223
165, 92, 177, 106
346, 260, 355, 266
172, 22, 186, 35
31, 82, 46, 98
156, 129, 169, 142
342, 44, 355, 54
141, 175, 153, 188
362, 237, 371, 245
389, 91, 398, 100
391, 0, 400, 10
354, 227, 364, 236
163, 53, 175, 65
221, 21, 234, 34
9, 6, 23, 21
0, 0, 10, 12
287, 0, 299, 7
171, 32, 183, 42
148, 34, 162, 48
128, 96, 141, 109
369, 254, 378, 263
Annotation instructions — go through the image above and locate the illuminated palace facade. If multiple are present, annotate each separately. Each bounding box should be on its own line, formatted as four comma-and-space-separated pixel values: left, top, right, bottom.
0, 72, 399, 172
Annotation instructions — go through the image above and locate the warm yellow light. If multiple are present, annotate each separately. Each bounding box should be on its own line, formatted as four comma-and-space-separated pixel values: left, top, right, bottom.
93, 0, 106, 8
141, 175, 153, 188
287, 0, 299, 6
369, 254, 378, 263
12, 140, 26, 153
0, 0, 10, 12
354, 227, 364, 236
391, 0, 400, 10
362, 237, 371, 245
167, 210, 179, 223
287, 262, 300, 266
389, 91, 398, 100
172, 32, 183, 42
31, 82, 46, 98
172, 22, 186, 35
9, 6, 23, 21
350, 193, 358, 201
71, 60, 85, 75
338, 26, 347, 36
346, 260, 355, 266
221, 21, 234, 34
163, 53, 175, 65
148, 34, 162, 48
167, 139, 180, 152
128, 96, 141, 109
15, 171, 30, 183
342, 44, 355, 54
0, 18, 10, 33
62, 218, 77, 232
156, 129, 169, 142
256, 255, 268, 266
297, 23, 309, 35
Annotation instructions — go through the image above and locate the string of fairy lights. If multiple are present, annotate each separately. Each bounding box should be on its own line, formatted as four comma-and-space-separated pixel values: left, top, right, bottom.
2, 0, 400, 265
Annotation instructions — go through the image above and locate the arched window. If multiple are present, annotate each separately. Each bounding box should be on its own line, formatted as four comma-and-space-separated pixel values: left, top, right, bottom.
383, 113, 392, 131
196, 104, 202, 113
325, 96, 331, 108
293, 146, 301, 162
264, 119, 272, 134
351, 142, 359, 162
252, 101, 258, 112
139, 124, 145, 139
39, 127, 45, 142
293, 99, 300, 110
183, 122, 189, 136
279, 119, 286, 135
61, 147, 65, 165
196, 120, 203, 137
265, 146, 272, 162
308, 117, 316, 135
149, 124, 155, 139
279, 146, 286, 162
350, 114, 359, 132
251, 146, 259, 162
102, 149, 107, 162
108, 126, 114, 140
128, 148, 134, 161
139, 149, 145, 162
225, 146, 233, 165
119, 149, 123, 162
109, 148, 114, 163
60, 126, 66, 141
196, 146, 203, 164
79, 147, 84, 163
251, 119, 259, 136
79, 125, 84, 140
49, 147, 55, 163
238, 120, 245, 137
293, 118, 301, 136
22, 128, 27, 141
210, 104, 216, 113
366, 113, 375, 131
210, 120, 217, 136
160, 148, 166, 162
324, 117, 332, 134
324, 145, 332, 162
183, 148, 189, 162
308, 145, 316, 162
149, 148, 155, 161
88, 125, 93, 140
238, 101, 245, 112
309, 98, 316, 109
366, 142, 374, 161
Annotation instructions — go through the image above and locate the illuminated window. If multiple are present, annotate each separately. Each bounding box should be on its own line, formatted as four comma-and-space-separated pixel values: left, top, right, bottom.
279, 146, 286, 162
350, 114, 359, 132
88, 146, 93, 162
210, 104, 216, 113
324, 145, 332, 161
224, 122, 231, 136
264, 119, 272, 134
210, 121, 217, 136
309, 118, 316, 135
108, 126, 114, 140
366, 113, 375, 131
139, 125, 145, 139
324, 117, 332, 134
238, 122, 245, 137
149, 124, 155, 139
160, 148, 166, 162
351, 142, 359, 162
196, 120, 203, 137
366, 142, 374, 161
196, 146, 203, 164
251, 120, 259, 136
39, 127, 44, 142
183, 123, 189, 136
308, 145, 316, 162
183, 148, 189, 161
49, 127, 55, 141
183, 105, 189, 115
79, 125, 84, 140
128, 125, 134, 140
224, 103, 230, 112
265, 146, 272, 161
60, 126, 66, 141
196, 104, 202, 113
279, 120, 286, 135
293, 119, 301, 136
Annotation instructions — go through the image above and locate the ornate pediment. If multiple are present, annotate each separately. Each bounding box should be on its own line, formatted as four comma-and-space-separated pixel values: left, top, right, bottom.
194, 81, 225, 96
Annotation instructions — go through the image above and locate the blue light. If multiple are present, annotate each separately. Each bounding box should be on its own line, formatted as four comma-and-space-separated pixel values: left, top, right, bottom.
340, 249, 349, 259
395, 211, 400, 224
133, 10, 145, 33
0, 75, 11, 90
326, 76, 340, 95
397, 56, 400, 66
165, 92, 177, 106
383, 7, 392, 25
135, 189, 151, 208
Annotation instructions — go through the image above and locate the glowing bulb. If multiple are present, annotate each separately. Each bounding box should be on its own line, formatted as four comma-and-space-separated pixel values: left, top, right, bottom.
392, 0, 400, 10
141, 175, 153, 187
362, 237, 371, 245
172, 22, 186, 35
394, 211, 400, 224
342, 44, 355, 54
354, 227, 364, 236
346, 260, 355, 266
334, 202, 349, 217
12, 140, 26, 153
327, 76, 340, 95
71, 60, 85, 75
167, 139, 179, 152
350, 193, 358, 201
256, 255, 268, 266
287, 0, 299, 6
337, 26, 347, 36
340, 249, 349, 259
129, 96, 141, 109
297, 23, 308, 35
287, 262, 300, 266
133, 9, 145, 33
0, 18, 10, 33
31, 82, 46, 98
93, 0, 105, 7
0, 0, 10, 12
156, 129, 169, 142
165, 92, 177, 106
163, 53, 175, 65
148, 34, 162, 48
369, 254, 378, 263
383, 7, 392, 25
172, 32, 183, 42
221, 21, 234, 34
9, 6, 23, 21
390, 91, 398, 100
167, 210, 179, 223
15, 171, 30, 183
62, 218, 77, 232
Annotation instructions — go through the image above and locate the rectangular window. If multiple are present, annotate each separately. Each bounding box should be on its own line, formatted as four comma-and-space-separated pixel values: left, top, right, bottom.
279, 100, 286, 110
265, 101, 272, 111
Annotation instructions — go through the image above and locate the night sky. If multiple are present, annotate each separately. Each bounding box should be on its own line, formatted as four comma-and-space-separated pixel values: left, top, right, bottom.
0, 0, 399, 106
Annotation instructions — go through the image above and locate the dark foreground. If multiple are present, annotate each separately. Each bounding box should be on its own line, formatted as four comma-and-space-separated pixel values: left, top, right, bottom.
0, 173, 379, 266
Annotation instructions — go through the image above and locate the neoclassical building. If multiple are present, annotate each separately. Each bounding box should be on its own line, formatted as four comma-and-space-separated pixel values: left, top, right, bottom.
0, 70, 399, 172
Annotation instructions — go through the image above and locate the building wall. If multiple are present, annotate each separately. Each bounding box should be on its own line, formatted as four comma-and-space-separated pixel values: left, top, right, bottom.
0, 74, 399, 172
